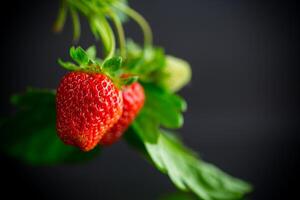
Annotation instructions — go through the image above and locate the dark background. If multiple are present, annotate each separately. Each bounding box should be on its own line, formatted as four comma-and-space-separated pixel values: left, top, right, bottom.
0, 0, 299, 199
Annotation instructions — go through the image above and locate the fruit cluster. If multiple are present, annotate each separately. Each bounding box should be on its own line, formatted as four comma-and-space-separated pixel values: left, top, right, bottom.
56, 71, 145, 151
56, 47, 146, 151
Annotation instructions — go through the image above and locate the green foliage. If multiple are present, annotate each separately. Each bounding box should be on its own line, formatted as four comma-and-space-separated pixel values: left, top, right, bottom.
132, 111, 159, 144
0, 89, 100, 165
59, 46, 112, 73
58, 59, 78, 70
124, 40, 166, 81
149, 132, 251, 200
1, 87, 251, 199
129, 82, 186, 144
125, 128, 252, 200
55, 0, 150, 60
125, 83, 252, 200
59, 46, 138, 87
124, 41, 192, 92
142, 83, 185, 129
70, 46, 89, 65
102, 56, 123, 77
59, 46, 100, 71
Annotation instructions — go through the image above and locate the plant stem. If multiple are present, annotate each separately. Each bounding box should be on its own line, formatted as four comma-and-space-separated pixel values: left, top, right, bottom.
109, 11, 127, 59
99, 16, 116, 59
53, 0, 68, 32
70, 7, 81, 42
92, 16, 116, 60
114, 3, 153, 48
67, 0, 89, 15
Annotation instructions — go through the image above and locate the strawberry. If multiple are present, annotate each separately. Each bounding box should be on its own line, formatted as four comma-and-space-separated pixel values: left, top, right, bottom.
159, 55, 191, 92
100, 82, 145, 146
56, 71, 123, 151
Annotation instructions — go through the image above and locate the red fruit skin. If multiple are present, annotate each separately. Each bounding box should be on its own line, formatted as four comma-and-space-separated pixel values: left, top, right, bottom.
56, 71, 123, 151
100, 82, 145, 146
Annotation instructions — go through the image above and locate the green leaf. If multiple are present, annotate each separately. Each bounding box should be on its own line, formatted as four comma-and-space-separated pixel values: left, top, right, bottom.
0, 89, 100, 165
102, 56, 122, 77
58, 59, 78, 70
124, 40, 166, 80
132, 110, 160, 144
123, 127, 148, 156
125, 129, 252, 200
69, 46, 89, 65
129, 82, 186, 143
10, 88, 55, 107
143, 83, 185, 129
169, 94, 187, 112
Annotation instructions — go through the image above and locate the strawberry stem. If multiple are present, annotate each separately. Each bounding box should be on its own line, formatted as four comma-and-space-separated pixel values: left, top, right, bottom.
114, 3, 153, 48
56, 0, 152, 62
90, 14, 116, 60
70, 7, 80, 42
101, 16, 116, 60
109, 11, 127, 59
53, 0, 68, 32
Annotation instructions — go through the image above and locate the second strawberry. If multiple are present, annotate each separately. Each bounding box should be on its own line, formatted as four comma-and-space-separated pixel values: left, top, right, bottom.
100, 82, 145, 146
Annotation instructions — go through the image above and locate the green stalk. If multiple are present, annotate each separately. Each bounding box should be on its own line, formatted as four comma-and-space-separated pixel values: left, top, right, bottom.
68, 0, 116, 60
94, 15, 116, 60
67, 0, 89, 16
101, 17, 116, 60
53, 0, 68, 32
108, 11, 127, 59
70, 7, 81, 42
114, 2, 153, 48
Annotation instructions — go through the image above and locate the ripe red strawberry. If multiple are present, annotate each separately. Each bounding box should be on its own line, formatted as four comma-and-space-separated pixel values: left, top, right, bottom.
100, 82, 145, 146
56, 71, 123, 151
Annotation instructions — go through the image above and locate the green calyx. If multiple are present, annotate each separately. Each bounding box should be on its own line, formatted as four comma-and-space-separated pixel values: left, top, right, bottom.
58, 46, 137, 87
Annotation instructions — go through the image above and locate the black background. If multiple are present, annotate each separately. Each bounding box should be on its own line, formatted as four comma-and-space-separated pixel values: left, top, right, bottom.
0, 0, 299, 199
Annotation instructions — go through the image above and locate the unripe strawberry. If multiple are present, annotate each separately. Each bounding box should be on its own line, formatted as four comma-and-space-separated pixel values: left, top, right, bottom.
100, 82, 145, 146
159, 55, 191, 92
56, 71, 123, 151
